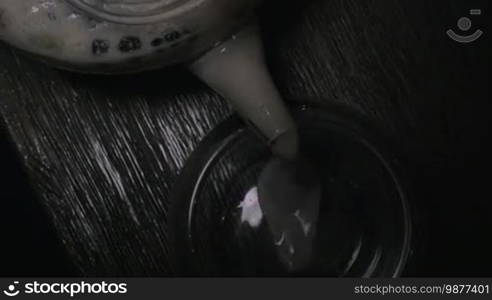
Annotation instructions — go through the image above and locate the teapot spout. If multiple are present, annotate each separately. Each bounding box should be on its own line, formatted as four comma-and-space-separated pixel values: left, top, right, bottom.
189, 25, 299, 160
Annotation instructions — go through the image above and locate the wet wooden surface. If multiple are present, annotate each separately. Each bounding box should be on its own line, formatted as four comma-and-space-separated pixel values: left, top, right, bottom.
0, 0, 489, 276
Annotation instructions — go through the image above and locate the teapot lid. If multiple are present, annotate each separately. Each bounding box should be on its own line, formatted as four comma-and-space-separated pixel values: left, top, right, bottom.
66, 0, 200, 24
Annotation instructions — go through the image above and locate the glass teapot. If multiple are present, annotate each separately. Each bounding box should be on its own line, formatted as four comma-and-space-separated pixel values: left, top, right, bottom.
0, 0, 297, 158
1, 1, 254, 71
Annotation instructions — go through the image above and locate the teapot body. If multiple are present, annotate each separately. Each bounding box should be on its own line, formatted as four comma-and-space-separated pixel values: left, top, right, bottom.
0, 0, 257, 73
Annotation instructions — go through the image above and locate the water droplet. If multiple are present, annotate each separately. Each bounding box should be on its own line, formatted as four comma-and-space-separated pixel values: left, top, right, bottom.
275, 233, 286, 246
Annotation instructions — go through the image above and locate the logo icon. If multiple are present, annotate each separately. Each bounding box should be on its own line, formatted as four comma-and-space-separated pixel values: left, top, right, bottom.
447, 9, 483, 43
3, 282, 20, 297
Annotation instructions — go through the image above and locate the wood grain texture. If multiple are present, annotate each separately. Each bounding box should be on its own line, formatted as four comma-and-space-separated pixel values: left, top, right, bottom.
0, 0, 489, 276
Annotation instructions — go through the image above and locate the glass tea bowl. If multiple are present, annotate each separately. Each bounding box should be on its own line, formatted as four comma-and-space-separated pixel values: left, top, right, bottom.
169, 104, 413, 277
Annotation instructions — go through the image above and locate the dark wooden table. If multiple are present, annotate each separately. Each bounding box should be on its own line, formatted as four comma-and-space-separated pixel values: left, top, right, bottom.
0, 0, 489, 276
